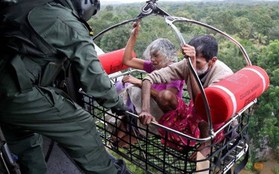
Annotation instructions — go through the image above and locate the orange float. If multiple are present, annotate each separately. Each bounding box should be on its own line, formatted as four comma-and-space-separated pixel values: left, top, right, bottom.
98, 48, 136, 74
195, 66, 270, 124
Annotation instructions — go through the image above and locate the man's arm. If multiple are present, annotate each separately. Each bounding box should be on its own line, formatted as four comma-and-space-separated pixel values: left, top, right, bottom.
139, 80, 178, 125
144, 59, 188, 85
122, 75, 161, 98
181, 44, 201, 100
138, 59, 188, 125
188, 67, 201, 100
29, 6, 123, 109
139, 79, 157, 124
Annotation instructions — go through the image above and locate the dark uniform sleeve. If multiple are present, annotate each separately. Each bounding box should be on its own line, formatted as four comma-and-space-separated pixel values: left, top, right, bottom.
28, 3, 123, 108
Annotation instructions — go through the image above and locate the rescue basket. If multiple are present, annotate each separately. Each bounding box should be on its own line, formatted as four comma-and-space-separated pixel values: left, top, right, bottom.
87, 1, 269, 173
80, 70, 254, 174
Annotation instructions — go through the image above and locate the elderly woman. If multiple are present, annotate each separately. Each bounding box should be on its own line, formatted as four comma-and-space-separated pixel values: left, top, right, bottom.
112, 22, 184, 147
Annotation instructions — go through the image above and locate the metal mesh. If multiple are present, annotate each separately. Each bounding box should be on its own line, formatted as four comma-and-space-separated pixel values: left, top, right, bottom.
81, 70, 251, 174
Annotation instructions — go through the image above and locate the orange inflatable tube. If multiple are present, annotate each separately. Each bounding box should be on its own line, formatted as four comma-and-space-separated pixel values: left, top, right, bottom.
98, 48, 136, 74
195, 66, 269, 124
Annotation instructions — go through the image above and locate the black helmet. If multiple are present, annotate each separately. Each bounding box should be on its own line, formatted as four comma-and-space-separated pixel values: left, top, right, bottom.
0, 0, 17, 9
72, 0, 100, 21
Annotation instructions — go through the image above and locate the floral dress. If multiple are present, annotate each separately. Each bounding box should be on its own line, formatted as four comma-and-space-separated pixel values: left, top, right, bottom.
158, 97, 225, 151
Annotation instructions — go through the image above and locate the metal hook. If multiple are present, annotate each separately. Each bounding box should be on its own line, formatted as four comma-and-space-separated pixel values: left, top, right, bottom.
137, 0, 170, 19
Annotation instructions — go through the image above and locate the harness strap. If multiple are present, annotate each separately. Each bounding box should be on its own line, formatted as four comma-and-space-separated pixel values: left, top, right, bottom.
1, 0, 61, 93
10, 55, 33, 93
17, 0, 57, 56
2, 0, 84, 104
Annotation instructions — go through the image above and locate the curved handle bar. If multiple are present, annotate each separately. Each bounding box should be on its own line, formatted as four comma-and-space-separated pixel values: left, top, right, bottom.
165, 18, 214, 135
125, 99, 256, 142
93, 0, 170, 41
92, 18, 138, 40
165, 16, 252, 66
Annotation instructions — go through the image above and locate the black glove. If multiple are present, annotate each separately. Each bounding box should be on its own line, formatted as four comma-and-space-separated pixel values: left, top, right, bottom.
107, 152, 131, 174
111, 101, 126, 116
115, 159, 132, 174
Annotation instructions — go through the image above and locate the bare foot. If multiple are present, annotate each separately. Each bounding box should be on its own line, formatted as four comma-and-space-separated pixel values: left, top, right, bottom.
118, 134, 138, 148
116, 122, 128, 139
199, 142, 211, 157
110, 122, 128, 145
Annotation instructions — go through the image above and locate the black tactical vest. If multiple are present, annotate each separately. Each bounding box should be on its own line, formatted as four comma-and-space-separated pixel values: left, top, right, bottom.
0, 0, 86, 104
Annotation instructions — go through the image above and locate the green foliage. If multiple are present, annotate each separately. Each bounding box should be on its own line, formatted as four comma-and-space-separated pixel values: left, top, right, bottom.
259, 40, 279, 70
274, 164, 279, 174
217, 35, 247, 72
245, 160, 254, 171
99, 26, 130, 52
249, 39, 279, 162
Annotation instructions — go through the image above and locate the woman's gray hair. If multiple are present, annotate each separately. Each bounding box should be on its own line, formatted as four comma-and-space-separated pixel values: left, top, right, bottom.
142, 38, 178, 62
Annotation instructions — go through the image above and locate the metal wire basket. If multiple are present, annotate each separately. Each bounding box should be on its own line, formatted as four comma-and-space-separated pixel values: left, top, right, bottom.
88, 1, 257, 173
81, 70, 253, 174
